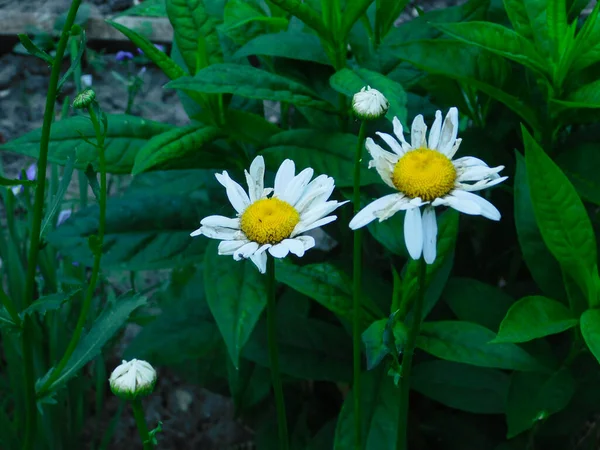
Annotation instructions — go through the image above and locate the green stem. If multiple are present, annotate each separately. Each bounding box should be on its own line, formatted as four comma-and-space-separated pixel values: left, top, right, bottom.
266, 257, 289, 450
396, 257, 427, 450
38, 104, 106, 396
21, 1, 82, 447
352, 120, 368, 450
131, 398, 153, 450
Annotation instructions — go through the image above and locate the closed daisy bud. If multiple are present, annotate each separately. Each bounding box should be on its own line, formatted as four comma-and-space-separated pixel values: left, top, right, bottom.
109, 359, 157, 400
352, 86, 389, 120
73, 88, 96, 109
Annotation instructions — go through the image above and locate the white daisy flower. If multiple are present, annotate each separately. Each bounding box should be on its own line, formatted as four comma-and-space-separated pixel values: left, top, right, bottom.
349, 107, 507, 264
352, 86, 389, 120
191, 156, 347, 273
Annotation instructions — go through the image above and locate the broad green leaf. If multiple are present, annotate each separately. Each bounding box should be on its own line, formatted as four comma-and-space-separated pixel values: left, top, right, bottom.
556, 143, 600, 206
547, 0, 568, 57
166, 0, 222, 74
334, 368, 400, 449
417, 321, 545, 372
390, 40, 541, 130
48, 176, 217, 270
132, 125, 225, 174
523, 126, 597, 303
493, 296, 577, 343
570, 0, 600, 72
37, 292, 147, 396
505, 369, 575, 438
224, 109, 281, 145
580, 309, 600, 365
260, 129, 379, 188
227, 358, 271, 411
514, 152, 566, 299
115, 0, 167, 17
267, 0, 331, 42
220, 0, 288, 45
108, 21, 187, 80
362, 317, 407, 370
340, 0, 373, 38
166, 63, 336, 111
561, 79, 600, 108
275, 260, 380, 324
243, 293, 352, 381
329, 68, 407, 125
435, 22, 548, 76
0, 115, 173, 174
503, 0, 534, 40
234, 31, 330, 65
204, 242, 267, 368
125, 266, 227, 385
412, 361, 510, 414
444, 277, 515, 331
21, 291, 80, 319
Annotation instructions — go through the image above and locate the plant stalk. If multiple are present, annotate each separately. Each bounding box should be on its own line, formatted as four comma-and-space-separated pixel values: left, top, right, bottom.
396, 257, 427, 450
266, 257, 289, 450
21, 1, 82, 447
131, 398, 153, 450
352, 120, 368, 450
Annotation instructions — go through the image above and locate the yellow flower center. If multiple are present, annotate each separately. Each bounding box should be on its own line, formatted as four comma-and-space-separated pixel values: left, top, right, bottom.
240, 198, 300, 245
392, 148, 457, 201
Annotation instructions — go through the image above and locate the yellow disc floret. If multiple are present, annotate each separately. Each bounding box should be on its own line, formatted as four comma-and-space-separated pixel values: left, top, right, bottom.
240, 198, 300, 245
392, 148, 457, 201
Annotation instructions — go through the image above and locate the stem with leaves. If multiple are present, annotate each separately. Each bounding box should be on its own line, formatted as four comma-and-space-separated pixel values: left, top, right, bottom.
20, 1, 82, 447
37, 102, 107, 396
266, 257, 289, 450
396, 257, 427, 450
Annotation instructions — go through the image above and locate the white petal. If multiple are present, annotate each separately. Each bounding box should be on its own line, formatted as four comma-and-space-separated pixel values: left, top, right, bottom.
198, 226, 242, 240
348, 193, 405, 229
452, 156, 489, 169
376, 132, 405, 156
422, 207, 437, 264
374, 196, 413, 221
404, 207, 423, 260
434, 194, 480, 216
292, 215, 337, 236
274, 159, 295, 196
457, 165, 504, 182
269, 242, 290, 258
281, 238, 306, 257
218, 240, 248, 255
452, 190, 501, 221
233, 241, 259, 260
295, 235, 315, 252
250, 252, 267, 274
457, 176, 508, 192
392, 117, 412, 152
411, 115, 427, 148
215, 171, 250, 214
190, 227, 202, 237
281, 167, 314, 206
295, 176, 334, 214
245, 156, 265, 202
447, 138, 462, 159
428, 110, 443, 150
200, 215, 240, 229
438, 107, 459, 156
256, 244, 271, 255
299, 200, 348, 226
366, 138, 398, 188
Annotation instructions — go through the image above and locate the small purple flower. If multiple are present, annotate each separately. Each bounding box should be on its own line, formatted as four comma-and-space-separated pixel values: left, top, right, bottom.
11, 163, 37, 195
57, 209, 72, 226
137, 44, 165, 55
116, 51, 134, 62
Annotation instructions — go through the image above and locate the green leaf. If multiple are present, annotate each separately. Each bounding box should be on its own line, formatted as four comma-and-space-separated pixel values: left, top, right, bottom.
115, 0, 167, 17
514, 151, 566, 299
435, 21, 548, 76
0, 115, 173, 174
21, 291, 80, 319
224, 109, 281, 145
411, 361, 510, 414
366, 210, 408, 256
376, 0, 409, 40
108, 21, 187, 80
204, 242, 267, 368
580, 309, 600, 365
334, 368, 400, 449
132, 125, 225, 174
556, 143, 600, 206
505, 369, 575, 438
58, 30, 87, 91
569, 1, 600, 72
0, 175, 35, 187
260, 129, 379, 188
444, 277, 515, 331
275, 260, 379, 324
166, 63, 336, 111
340, 0, 373, 38
0, 308, 19, 333
560, 79, 600, 108
266, 0, 331, 42
234, 31, 330, 65
362, 317, 407, 370
523, 126, 597, 304
330, 68, 407, 125
493, 296, 577, 343
166, 0, 222, 74
417, 321, 545, 372
547, 0, 568, 57
390, 40, 541, 130
227, 358, 271, 410
48, 173, 217, 270
17, 33, 54, 64
220, 0, 288, 45
41, 155, 75, 238
37, 292, 147, 396
503, 0, 534, 40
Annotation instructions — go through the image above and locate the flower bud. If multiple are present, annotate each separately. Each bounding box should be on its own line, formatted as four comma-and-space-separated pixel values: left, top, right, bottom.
109, 359, 157, 400
73, 89, 96, 109
352, 86, 389, 120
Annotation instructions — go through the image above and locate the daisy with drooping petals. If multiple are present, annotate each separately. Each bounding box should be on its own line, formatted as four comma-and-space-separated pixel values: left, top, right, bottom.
349, 107, 507, 264
191, 156, 347, 273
